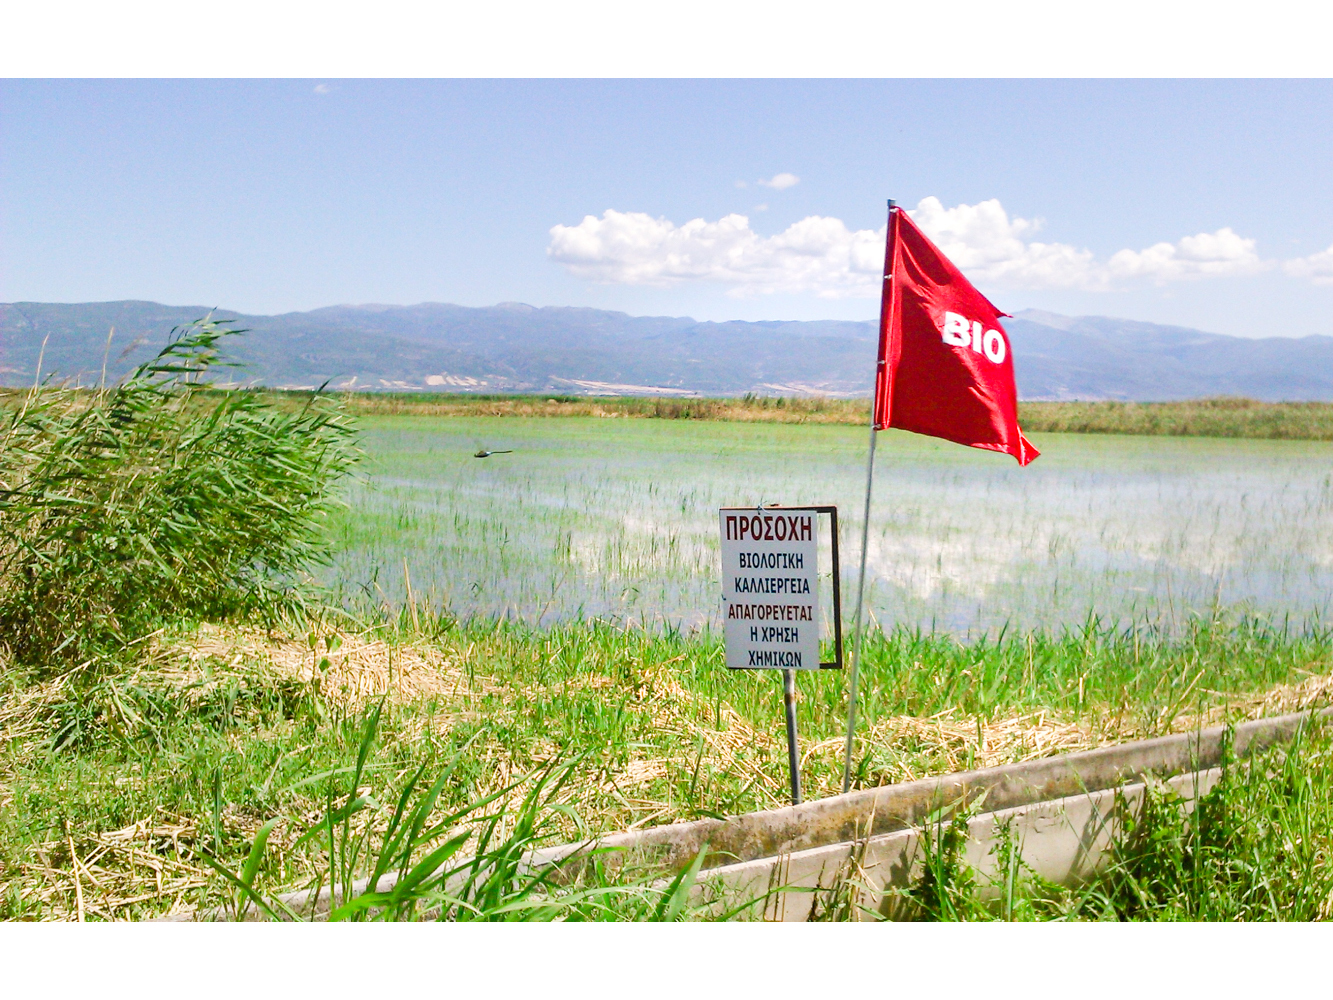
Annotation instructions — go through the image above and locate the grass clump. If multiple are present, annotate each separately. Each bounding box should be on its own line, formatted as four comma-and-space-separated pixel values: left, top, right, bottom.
202, 704, 707, 922
889, 719, 1333, 922
1087, 723, 1333, 920
0, 319, 358, 671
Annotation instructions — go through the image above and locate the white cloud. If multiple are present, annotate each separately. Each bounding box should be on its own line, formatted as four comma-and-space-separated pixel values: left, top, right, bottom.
758, 172, 799, 190
547, 209, 883, 298
313, 83, 330, 95
753, 203, 769, 212
907, 196, 1098, 291
1107, 227, 1266, 283
548, 197, 1300, 298
909, 200, 1265, 290
1284, 244, 1333, 286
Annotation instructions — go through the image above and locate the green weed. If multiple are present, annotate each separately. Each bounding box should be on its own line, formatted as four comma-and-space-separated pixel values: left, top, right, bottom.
884, 719, 1333, 922
201, 703, 712, 922
6, 610, 1331, 920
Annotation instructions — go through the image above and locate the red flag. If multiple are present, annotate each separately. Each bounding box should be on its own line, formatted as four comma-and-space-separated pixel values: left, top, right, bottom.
873, 206, 1038, 466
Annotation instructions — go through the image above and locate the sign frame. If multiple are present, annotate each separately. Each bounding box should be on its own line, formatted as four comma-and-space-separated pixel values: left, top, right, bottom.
719, 504, 844, 671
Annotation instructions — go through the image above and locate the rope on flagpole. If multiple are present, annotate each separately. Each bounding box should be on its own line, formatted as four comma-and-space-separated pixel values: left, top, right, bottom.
842, 198, 895, 794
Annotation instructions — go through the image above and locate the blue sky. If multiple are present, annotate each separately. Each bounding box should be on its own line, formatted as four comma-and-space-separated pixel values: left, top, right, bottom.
4, 79, 1333, 337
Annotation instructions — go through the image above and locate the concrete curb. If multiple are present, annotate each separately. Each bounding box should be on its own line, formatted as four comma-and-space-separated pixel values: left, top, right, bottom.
694, 767, 1224, 920
566, 706, 1332, 880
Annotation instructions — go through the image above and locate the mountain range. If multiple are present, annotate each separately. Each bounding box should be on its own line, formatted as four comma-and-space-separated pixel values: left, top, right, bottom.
4, 299, 1333, 401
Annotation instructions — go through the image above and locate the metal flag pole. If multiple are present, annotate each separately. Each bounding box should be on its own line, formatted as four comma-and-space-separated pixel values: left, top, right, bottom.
842, 198, 895, 794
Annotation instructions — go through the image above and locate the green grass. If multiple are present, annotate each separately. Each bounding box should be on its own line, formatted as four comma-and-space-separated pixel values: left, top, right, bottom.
18, 388, 1333, 441
199, 703, 697, 923
1020, 397, 1333, 441
4, 613, 1330, 920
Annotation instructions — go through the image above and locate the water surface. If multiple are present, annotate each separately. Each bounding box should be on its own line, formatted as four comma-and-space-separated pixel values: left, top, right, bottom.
325, 416, 1333, 635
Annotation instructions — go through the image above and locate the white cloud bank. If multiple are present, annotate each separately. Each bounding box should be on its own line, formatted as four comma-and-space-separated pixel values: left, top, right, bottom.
758, 172, 800, 190
548, 209, 883, 297
547, 197, 1304, 298
1107, 227, 1264, 283
1285, 244, 1333, 286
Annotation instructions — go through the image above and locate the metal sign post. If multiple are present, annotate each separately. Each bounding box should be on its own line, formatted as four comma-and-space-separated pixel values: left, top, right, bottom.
782, 668, 801, 804
719, 505, 842, 806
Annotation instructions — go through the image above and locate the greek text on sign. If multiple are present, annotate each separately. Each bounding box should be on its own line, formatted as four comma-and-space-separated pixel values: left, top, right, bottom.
720, 508, 820, 670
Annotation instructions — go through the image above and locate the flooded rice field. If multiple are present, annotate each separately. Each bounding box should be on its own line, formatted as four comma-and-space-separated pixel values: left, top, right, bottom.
325, 415, 1333, 636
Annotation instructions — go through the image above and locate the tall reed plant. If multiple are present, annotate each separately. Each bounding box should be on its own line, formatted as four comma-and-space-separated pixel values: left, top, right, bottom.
0, 319, 358, 671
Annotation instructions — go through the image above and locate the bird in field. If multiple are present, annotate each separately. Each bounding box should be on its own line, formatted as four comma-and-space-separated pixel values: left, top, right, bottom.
473, 448, 513, 458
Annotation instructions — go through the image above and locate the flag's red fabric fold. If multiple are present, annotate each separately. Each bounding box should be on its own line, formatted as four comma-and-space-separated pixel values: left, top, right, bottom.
873, 208, 1038, 466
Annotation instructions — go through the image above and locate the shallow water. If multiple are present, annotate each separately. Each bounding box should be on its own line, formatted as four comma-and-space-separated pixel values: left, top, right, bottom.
324, 416, 1333, 636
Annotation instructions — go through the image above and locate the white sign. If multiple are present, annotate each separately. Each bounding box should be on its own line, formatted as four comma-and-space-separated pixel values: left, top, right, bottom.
719, 507, 820, 670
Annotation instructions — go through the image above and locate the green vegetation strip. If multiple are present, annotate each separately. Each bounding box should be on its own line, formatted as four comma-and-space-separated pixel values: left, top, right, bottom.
163, 707, 1332, 921
318, 392, 1333, 440
10, 388, 1333, 439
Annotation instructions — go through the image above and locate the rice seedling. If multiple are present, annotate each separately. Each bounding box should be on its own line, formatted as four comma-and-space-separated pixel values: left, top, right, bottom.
324, 414, 1333, 635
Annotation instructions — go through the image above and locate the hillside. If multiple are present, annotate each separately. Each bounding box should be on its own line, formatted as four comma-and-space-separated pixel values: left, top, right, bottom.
4, 299, 1333, 400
